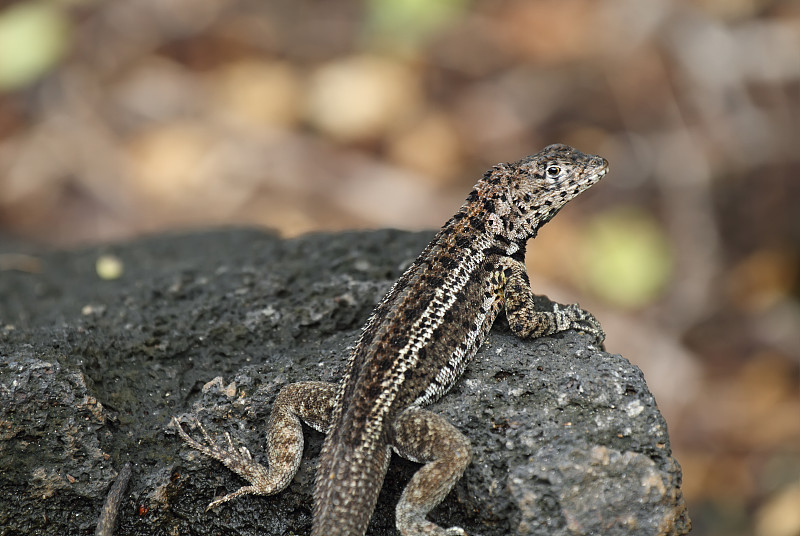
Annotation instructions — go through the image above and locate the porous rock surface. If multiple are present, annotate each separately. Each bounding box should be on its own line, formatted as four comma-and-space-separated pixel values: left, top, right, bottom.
0, 229, 690, 535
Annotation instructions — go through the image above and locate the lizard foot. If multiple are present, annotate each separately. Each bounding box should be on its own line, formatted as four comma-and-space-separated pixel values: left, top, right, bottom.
171, 416, 274, 509
561, 303, 605, 344
399, 519, 468, 536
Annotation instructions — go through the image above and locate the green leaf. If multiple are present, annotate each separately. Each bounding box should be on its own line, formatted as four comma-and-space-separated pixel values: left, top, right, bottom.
582, 207, 673, 308
0, 1, 70, 91
365, 0, 469, 53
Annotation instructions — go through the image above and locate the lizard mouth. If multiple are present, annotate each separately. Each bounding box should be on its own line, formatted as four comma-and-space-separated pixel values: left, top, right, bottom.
585, 162, 610, 185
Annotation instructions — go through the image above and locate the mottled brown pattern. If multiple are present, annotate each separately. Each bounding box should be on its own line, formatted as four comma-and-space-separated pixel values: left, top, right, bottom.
174, 144, 608, 535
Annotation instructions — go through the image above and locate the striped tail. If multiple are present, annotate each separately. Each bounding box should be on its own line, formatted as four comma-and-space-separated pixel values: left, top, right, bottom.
311, 438, 392, 536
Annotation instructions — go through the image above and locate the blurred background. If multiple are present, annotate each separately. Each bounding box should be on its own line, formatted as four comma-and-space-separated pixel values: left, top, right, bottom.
0, 0, 798, 534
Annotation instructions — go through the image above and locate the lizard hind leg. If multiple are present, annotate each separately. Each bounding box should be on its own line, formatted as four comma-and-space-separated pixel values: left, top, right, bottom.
390, 408, 472, 536
172, 380, 337, 509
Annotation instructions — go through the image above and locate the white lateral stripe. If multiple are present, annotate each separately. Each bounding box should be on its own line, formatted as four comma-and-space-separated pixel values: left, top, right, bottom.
415, 287, 496, 406
363, 235, 492, 438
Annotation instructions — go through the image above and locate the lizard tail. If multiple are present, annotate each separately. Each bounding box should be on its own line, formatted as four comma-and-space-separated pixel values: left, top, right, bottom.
311, 439, 392, 536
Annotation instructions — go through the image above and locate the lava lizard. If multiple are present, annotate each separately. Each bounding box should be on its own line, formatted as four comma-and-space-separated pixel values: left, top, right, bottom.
173, 143, 608, 535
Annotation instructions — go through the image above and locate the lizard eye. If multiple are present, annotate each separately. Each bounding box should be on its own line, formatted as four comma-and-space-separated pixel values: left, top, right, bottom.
546, 166, 561, 177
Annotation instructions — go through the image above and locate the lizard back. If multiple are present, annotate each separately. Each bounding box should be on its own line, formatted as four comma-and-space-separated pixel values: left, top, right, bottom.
312, 223, 501, 536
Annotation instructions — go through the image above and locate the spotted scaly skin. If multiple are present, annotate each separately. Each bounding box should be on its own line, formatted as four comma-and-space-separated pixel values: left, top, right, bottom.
174, 144, 609, 536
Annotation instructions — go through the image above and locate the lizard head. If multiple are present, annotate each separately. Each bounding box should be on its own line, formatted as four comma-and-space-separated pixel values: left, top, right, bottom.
483, 144, 609, 240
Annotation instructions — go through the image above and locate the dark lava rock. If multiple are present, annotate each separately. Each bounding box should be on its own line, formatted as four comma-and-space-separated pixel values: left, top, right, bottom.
0, 229, 690, 536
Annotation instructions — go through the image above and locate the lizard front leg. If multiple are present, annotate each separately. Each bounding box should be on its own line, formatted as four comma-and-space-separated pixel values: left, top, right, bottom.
390, 407, 472, 536
500, 257, 605, 343
173, 380, 336, 509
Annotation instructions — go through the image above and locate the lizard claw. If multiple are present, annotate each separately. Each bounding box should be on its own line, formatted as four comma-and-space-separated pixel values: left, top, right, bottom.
205, 485, 261, 511
561, 304, 605, 345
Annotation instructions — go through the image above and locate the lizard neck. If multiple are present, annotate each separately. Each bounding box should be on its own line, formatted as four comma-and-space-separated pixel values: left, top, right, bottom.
444, 178, 537, 255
